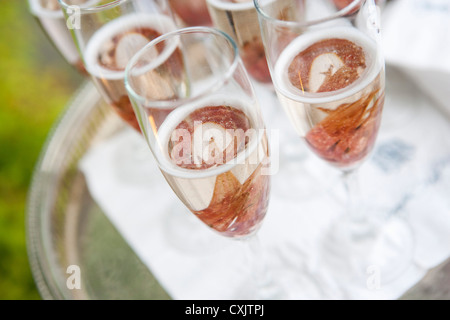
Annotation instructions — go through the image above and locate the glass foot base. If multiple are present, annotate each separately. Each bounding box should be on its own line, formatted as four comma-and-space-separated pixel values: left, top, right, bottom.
316, 214, 415, 291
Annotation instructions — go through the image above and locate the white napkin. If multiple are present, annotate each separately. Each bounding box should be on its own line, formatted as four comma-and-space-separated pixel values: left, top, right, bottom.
79, 64, 450, 299
382, 0, 450, 117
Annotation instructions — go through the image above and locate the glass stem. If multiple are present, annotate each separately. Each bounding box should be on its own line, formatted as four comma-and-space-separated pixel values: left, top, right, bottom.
342, 169, 365, 224
242, 234, 283, 300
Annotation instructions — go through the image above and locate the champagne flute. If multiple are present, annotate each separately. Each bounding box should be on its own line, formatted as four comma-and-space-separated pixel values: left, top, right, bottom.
254, 0, 414, 285
57, 0, 231, 252
125, 27, 282, 299
58, 0, 177, 132
28, 0, 95, 74
205, 0, 274, 86
168, 0, 212, 27
206, 0, 322, 200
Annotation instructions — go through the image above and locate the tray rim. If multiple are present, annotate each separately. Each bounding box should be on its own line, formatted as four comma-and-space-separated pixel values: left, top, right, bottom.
26, 80, 106, 300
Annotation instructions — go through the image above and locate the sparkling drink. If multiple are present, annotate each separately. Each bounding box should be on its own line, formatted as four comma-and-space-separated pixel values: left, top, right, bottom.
206, 0, 280, 84
156, 96, 270, 238
84, 14, 180, 131
274, 27, 385, 169
168, 0, 212, 26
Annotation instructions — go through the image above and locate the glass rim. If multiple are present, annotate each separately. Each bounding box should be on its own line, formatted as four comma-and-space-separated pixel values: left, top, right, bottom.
124, 26, 240, 109
58, 0, 128, 13
253, 0, 366, 28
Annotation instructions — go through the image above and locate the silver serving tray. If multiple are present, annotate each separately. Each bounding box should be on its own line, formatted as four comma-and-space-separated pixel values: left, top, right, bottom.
26, 77, 450, 300
26, 81, 170, 300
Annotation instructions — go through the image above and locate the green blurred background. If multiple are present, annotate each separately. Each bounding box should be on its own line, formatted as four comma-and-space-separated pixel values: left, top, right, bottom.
0, 0, 83, 299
